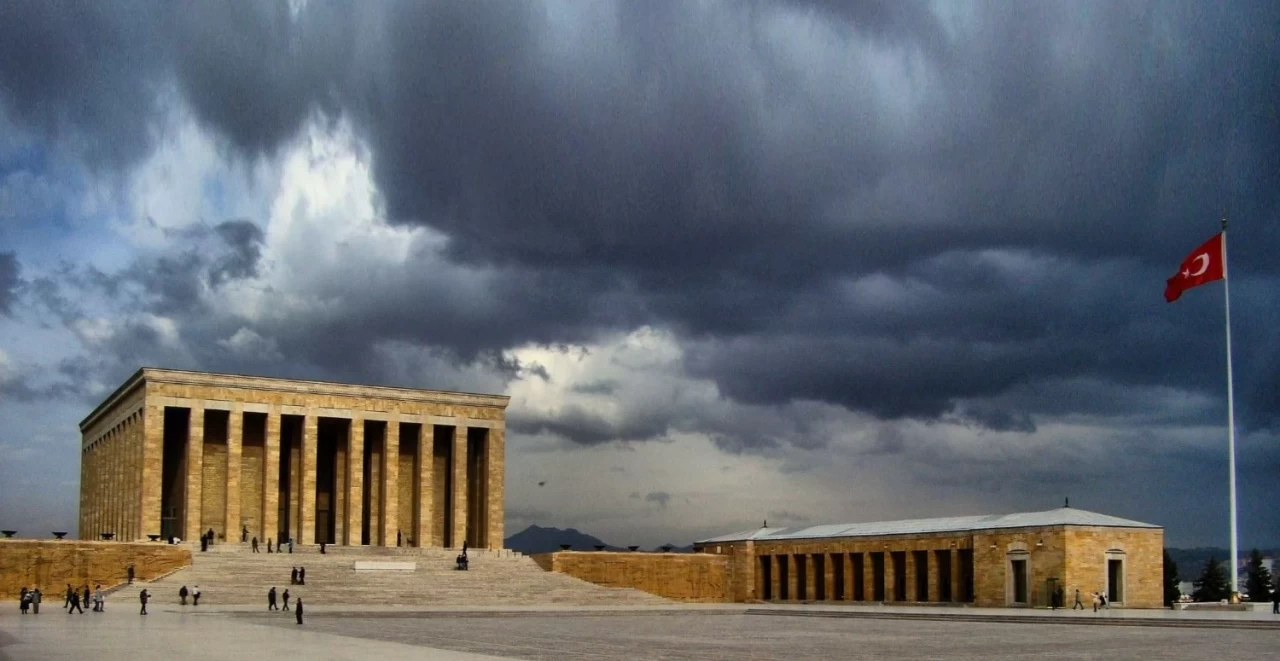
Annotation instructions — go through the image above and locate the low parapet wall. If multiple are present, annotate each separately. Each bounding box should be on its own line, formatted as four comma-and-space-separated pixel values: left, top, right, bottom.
532, 551, 732, 602
0, 540, 191, 599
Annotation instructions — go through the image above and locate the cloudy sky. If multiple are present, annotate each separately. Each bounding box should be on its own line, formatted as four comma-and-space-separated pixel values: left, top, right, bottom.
1, 0, 1277, 550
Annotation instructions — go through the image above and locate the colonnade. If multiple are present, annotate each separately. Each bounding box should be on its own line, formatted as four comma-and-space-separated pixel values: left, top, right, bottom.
80, 408, 144, 541
757, 548, 975, 603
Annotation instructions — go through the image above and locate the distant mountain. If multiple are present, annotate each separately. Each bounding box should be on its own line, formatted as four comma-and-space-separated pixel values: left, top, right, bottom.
1166, 547, 1280, 575
503, 525, 704, 554
504, 525, 626, 555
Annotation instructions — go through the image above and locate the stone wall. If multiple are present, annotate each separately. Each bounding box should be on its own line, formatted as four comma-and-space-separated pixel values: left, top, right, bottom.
0, 540, 190, 599
1064, 527, 1163, 608
535, 551, 731, 602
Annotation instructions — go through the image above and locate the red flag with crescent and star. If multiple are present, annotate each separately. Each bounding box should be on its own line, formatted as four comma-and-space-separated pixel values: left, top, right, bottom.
1165, 233, 1224, 302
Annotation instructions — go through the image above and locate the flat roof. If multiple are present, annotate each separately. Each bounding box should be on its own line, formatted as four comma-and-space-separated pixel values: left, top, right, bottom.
80, 366, 510, 430
696, 507, 1160, 544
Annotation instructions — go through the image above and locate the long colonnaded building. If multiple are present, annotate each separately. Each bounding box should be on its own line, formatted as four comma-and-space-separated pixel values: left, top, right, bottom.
694, 507, 1164, 607
78, 368, 507, 548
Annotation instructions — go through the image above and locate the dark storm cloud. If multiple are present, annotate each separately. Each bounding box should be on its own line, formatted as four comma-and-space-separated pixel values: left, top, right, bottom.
209, 220, 265, 286
644, 491, 671, 509
3, 0, 1279, 440
0, 252, 18, 315
509, 404, 669, 446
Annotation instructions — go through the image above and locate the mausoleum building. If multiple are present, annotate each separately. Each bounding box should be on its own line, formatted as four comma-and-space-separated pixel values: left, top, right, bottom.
78, 368, 508, 549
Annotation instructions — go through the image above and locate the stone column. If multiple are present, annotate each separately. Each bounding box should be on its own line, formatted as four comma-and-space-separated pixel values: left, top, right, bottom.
110, 428, 119, 536
184, 406, 205, 541
299, 413, 318, 545
864, 555, 877, 601
345, 416, 364, 545
450, 426, 468, 548
928, 550, 941, 603
381, 418, 400, 546
225, 405, 243, 542
140, 403, 164, 539
825, 553, 837, 600
951, 547, 963, 602
906, 551, 919, 601
768, 555, 780, 600
416, 425, 433, 547
804, 553, 816, 600
785, 555, 798, 600
262, 410, 280, 545
486, 424, 504, 549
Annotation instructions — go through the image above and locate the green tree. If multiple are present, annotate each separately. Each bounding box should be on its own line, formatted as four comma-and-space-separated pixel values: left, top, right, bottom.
1244, 548, 1273, 602
1192, 555, 1231, 602
1162, 549, 1180, 606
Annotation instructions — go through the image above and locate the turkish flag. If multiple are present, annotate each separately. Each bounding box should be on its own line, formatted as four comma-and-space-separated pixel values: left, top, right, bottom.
1165, 233, 1224, 302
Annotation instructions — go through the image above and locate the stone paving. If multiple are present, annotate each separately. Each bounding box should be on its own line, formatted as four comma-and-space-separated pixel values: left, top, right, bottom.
3, 603, 1278, 661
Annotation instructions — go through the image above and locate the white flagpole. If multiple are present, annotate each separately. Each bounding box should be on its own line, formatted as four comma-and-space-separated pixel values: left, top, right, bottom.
1221, 213, 1239, 600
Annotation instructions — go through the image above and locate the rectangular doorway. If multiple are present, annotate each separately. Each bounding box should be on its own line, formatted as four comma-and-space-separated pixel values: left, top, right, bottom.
891, 551, 907, 601
914, 550, 929, 601
813, 554, 826, 600
871, 552, 885, 601
1011, 558, 1029, 604
958, 549, 975, 602
852, 553, 865, 601
832, 553, 845, 600
759, 556, 773, 600
1108, 559, 1124, 603
935, 550, 953, 602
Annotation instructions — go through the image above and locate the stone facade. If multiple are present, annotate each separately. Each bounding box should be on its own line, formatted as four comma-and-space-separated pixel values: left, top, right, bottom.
78, 368, 509, 549
534, 551, 733, 602
0, 540, 191, 599
537, 515, 1162, 608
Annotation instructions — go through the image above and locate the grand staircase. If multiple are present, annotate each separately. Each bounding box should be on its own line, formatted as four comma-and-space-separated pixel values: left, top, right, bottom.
109, 543, 669, 607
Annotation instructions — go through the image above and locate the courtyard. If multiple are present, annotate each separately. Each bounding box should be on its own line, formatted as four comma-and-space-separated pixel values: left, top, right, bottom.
3, 604, 1276, 661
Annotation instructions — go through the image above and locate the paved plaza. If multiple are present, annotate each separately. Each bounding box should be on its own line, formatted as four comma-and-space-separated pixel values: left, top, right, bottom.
3, 604, 1277, 661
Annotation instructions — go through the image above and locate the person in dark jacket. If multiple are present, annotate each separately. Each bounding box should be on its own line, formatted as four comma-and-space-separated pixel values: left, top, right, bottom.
282, 588, 291, 611
64, 584, 74, 609
252, 536, 259, 553
139, 589, 149, 615
179, 585, 189, 605
81, 586, 91, 612
68, 589, 83, 614
127, 564, 135, 584
267, 538, 273, 553
298, 567, 305, 585
268, 587, 278, 610
291, 567, 298, 585
295, 597, 303, 625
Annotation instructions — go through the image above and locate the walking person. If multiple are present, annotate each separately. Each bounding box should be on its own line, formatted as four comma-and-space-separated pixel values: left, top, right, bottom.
31, 588, 42, 614
68, 589, 84, 614
82, 585, 91, 613
242, 526, 249, 543
282, 588, 290, 611
291, 567, 298, 585
298, 567, 305, 585
193, 585, 201, 606
19, 587, 29, 614
207, 528, 216, 546
1073, 589, 1084, 610
179, 585, 189, 605
139, 589, 149, 615
200, 532, 208, 552
64, 584, 74, 609
267, 538, 273, 553
268, 587, 278, 611
252, 536, 259, 553
294, 597, 303, 625
1272, 588, 1279, 614
1092, 592, 1101, 612
93, 585, 104, 612
288, 538, 294, 554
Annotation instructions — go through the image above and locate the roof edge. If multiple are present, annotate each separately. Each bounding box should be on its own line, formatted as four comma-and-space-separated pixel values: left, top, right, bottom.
79, 368, 146, 431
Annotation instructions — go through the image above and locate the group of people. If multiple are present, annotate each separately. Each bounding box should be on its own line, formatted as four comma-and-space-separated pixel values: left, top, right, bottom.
266, 586, 304, 624
177, 585, 202, 606
16, 584, 108, 614
291, 566, 306, 585
1049, 587, 1110, 611
248, 535, 294, 554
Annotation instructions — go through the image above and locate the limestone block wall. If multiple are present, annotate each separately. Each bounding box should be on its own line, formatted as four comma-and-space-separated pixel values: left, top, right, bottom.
536, 551, 731, 602
970, 529, 1067, 607
201, 436, 228, 539
1063, 527, 1163, 608
398, 444, 414, 543
0, 540, 191, 599
240, 434, 264, 539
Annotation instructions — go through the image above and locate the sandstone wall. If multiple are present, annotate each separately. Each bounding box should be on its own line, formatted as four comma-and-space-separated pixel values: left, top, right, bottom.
0, 540, 190, 599
1064, 527, 1163, 608
534, 551, 731, 602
